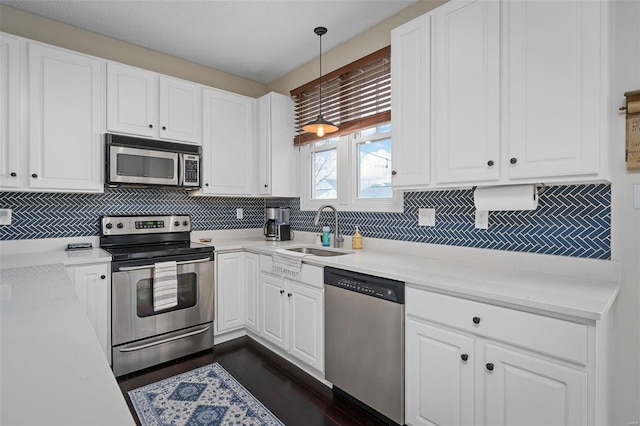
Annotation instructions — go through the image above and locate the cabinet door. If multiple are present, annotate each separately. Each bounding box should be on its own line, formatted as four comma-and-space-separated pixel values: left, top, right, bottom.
406, 319, 474, 426
0, 34, 20, 189
106, 62, 157, 138
260, 272, 287, 349
504, 0, 602, 179
433, 0, 500, 185
257, 92, 296, 196
391, 13, 431, 188
159, 76, 202, 144
70, 264, 111, 364
202, 88, 255, 195
481, 343, 587, 426
287, 280, 323, 372
216, 252, 245, 333
28, 43, 103, 192
244, 253, 260, 332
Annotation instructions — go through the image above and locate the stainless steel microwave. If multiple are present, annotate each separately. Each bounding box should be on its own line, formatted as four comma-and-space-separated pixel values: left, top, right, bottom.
105, 134, 201, 189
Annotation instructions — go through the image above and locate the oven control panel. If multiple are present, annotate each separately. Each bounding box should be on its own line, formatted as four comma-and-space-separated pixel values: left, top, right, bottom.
101, 215, 191, 235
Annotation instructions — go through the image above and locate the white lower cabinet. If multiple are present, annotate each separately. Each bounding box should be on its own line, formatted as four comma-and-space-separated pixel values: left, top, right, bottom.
406, 287, 592, 426
244, 252, 260, 333
406, 320, 475, 426
482, 343, 587, 426
216, 252, 246, 333
66, 262, 111, 364
259, 257, 324, 373
215, 251, 259, 336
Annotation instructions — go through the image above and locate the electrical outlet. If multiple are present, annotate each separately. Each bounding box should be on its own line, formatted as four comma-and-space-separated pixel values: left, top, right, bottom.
418, 208, 436, 227
475, 210, 489, 229
236, 208, 243, 219
0, 209, 12, 226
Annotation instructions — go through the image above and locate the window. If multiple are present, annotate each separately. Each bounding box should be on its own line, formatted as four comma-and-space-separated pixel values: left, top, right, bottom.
312, 138, 338, 199
356, 125, 392, 199
300, 124, 402, 212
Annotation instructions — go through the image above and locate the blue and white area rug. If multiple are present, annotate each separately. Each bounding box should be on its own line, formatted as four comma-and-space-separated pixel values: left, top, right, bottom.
128, 362, 284, 426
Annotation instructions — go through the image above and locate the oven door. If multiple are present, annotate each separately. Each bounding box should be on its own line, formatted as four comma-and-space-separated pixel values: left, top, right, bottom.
109, 145, 179, 186
112, 256, 214, 346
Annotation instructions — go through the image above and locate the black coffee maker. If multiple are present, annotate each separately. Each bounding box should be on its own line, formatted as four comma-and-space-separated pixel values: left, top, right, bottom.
264, 207, 278, 241
264, 207, 292, 241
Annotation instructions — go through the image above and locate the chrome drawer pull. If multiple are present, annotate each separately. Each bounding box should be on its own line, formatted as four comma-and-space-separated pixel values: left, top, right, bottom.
118, 257, 211, 271
118, 325, 210, 352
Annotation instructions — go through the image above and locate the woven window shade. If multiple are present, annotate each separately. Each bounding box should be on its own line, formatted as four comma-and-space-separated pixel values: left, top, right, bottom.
291, 46, 391, 146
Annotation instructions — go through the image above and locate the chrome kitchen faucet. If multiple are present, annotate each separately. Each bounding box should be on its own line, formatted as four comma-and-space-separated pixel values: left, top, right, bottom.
313, 205, 344, 248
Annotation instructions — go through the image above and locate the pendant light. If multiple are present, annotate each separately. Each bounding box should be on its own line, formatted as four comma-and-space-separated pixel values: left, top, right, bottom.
303, 26, 338, 138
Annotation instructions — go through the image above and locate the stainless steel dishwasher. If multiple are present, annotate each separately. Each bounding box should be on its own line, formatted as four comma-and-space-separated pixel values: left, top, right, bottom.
324, 267, 405, 426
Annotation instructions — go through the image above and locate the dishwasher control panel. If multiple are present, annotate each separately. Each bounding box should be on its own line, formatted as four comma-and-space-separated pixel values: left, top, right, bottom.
325, 267, 405, 303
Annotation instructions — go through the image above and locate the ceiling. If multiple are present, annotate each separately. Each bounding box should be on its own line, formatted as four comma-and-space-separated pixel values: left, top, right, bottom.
1, 0, 417, 84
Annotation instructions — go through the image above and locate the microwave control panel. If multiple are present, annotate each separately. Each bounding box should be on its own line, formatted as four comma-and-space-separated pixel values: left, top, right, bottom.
182, 155, 200, 186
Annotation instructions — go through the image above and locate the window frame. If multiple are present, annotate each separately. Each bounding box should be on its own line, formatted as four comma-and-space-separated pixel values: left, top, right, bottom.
299, 123, 403, 213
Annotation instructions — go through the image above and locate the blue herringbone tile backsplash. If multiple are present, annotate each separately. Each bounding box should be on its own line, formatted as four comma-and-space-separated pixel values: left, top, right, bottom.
270, 183, 611, 260
1, 184, 610, 259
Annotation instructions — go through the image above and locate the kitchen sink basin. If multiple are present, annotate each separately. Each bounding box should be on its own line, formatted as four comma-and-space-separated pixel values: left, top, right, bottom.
284, 246, 352, 257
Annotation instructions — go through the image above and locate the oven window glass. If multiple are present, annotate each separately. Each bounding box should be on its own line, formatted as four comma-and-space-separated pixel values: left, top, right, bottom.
136, 272, 197, 317
117, 153, 175, 179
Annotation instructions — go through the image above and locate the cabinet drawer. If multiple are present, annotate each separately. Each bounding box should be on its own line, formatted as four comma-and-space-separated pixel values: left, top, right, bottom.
260, 254, 323, 289
406, 287, 587, 365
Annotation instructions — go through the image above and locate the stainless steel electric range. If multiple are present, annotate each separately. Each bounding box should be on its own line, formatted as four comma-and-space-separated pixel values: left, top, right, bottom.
100, 214, 214, 377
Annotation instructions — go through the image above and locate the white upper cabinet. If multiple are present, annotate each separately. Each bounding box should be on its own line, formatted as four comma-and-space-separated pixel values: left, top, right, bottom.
107, 63, 156, 138
0, 34, 21, 189
27, 42, 104, 192
257, 92, 296, 197
201, 87, 255, 195
433, 0, 500, 185
391, 12, 432, 189
392, 0, 609, 189
107, 62, 202, 144
503, 0, 603, 180
159, 76, 202, 143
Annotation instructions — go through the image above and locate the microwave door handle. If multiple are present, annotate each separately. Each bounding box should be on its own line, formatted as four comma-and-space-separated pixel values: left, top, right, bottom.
117, 257, 211, 272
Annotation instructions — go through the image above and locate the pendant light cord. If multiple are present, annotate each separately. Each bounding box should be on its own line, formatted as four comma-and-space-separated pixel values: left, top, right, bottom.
318, 30, 323, 117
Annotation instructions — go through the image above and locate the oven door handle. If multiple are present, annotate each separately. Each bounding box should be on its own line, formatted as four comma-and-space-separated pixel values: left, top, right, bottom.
117, 324, 211, 352
117, 257, 212, 272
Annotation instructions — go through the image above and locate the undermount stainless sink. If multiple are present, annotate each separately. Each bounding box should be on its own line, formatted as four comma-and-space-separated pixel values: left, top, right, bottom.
284, 246, 352, 257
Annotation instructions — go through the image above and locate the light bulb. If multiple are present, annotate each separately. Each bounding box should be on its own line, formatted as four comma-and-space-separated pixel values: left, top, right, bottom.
317, 126, 325, 137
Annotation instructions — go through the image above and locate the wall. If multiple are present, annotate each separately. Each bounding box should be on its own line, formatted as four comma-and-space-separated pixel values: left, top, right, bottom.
1, 184, 611, 260
279, 183, 612, 259
0, 189, 264, 240
0, 5, 266, 98
266, 0, 446, 95
611, 1, 640, 424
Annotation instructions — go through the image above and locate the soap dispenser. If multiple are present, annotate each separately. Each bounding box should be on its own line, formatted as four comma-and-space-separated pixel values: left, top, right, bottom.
352, 225, 363, 250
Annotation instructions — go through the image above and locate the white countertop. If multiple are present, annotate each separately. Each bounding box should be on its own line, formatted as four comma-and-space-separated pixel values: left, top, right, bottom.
208, 235, 620, 321
0, 249, 135, 426
0, 232, 621, 426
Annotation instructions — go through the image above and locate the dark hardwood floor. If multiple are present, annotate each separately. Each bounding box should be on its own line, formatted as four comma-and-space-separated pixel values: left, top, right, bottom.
117, 336, 387, 426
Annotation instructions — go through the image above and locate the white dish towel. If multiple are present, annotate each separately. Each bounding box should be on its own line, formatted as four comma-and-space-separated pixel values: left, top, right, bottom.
153, 261, 178, 311
272, 249, 307, 280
